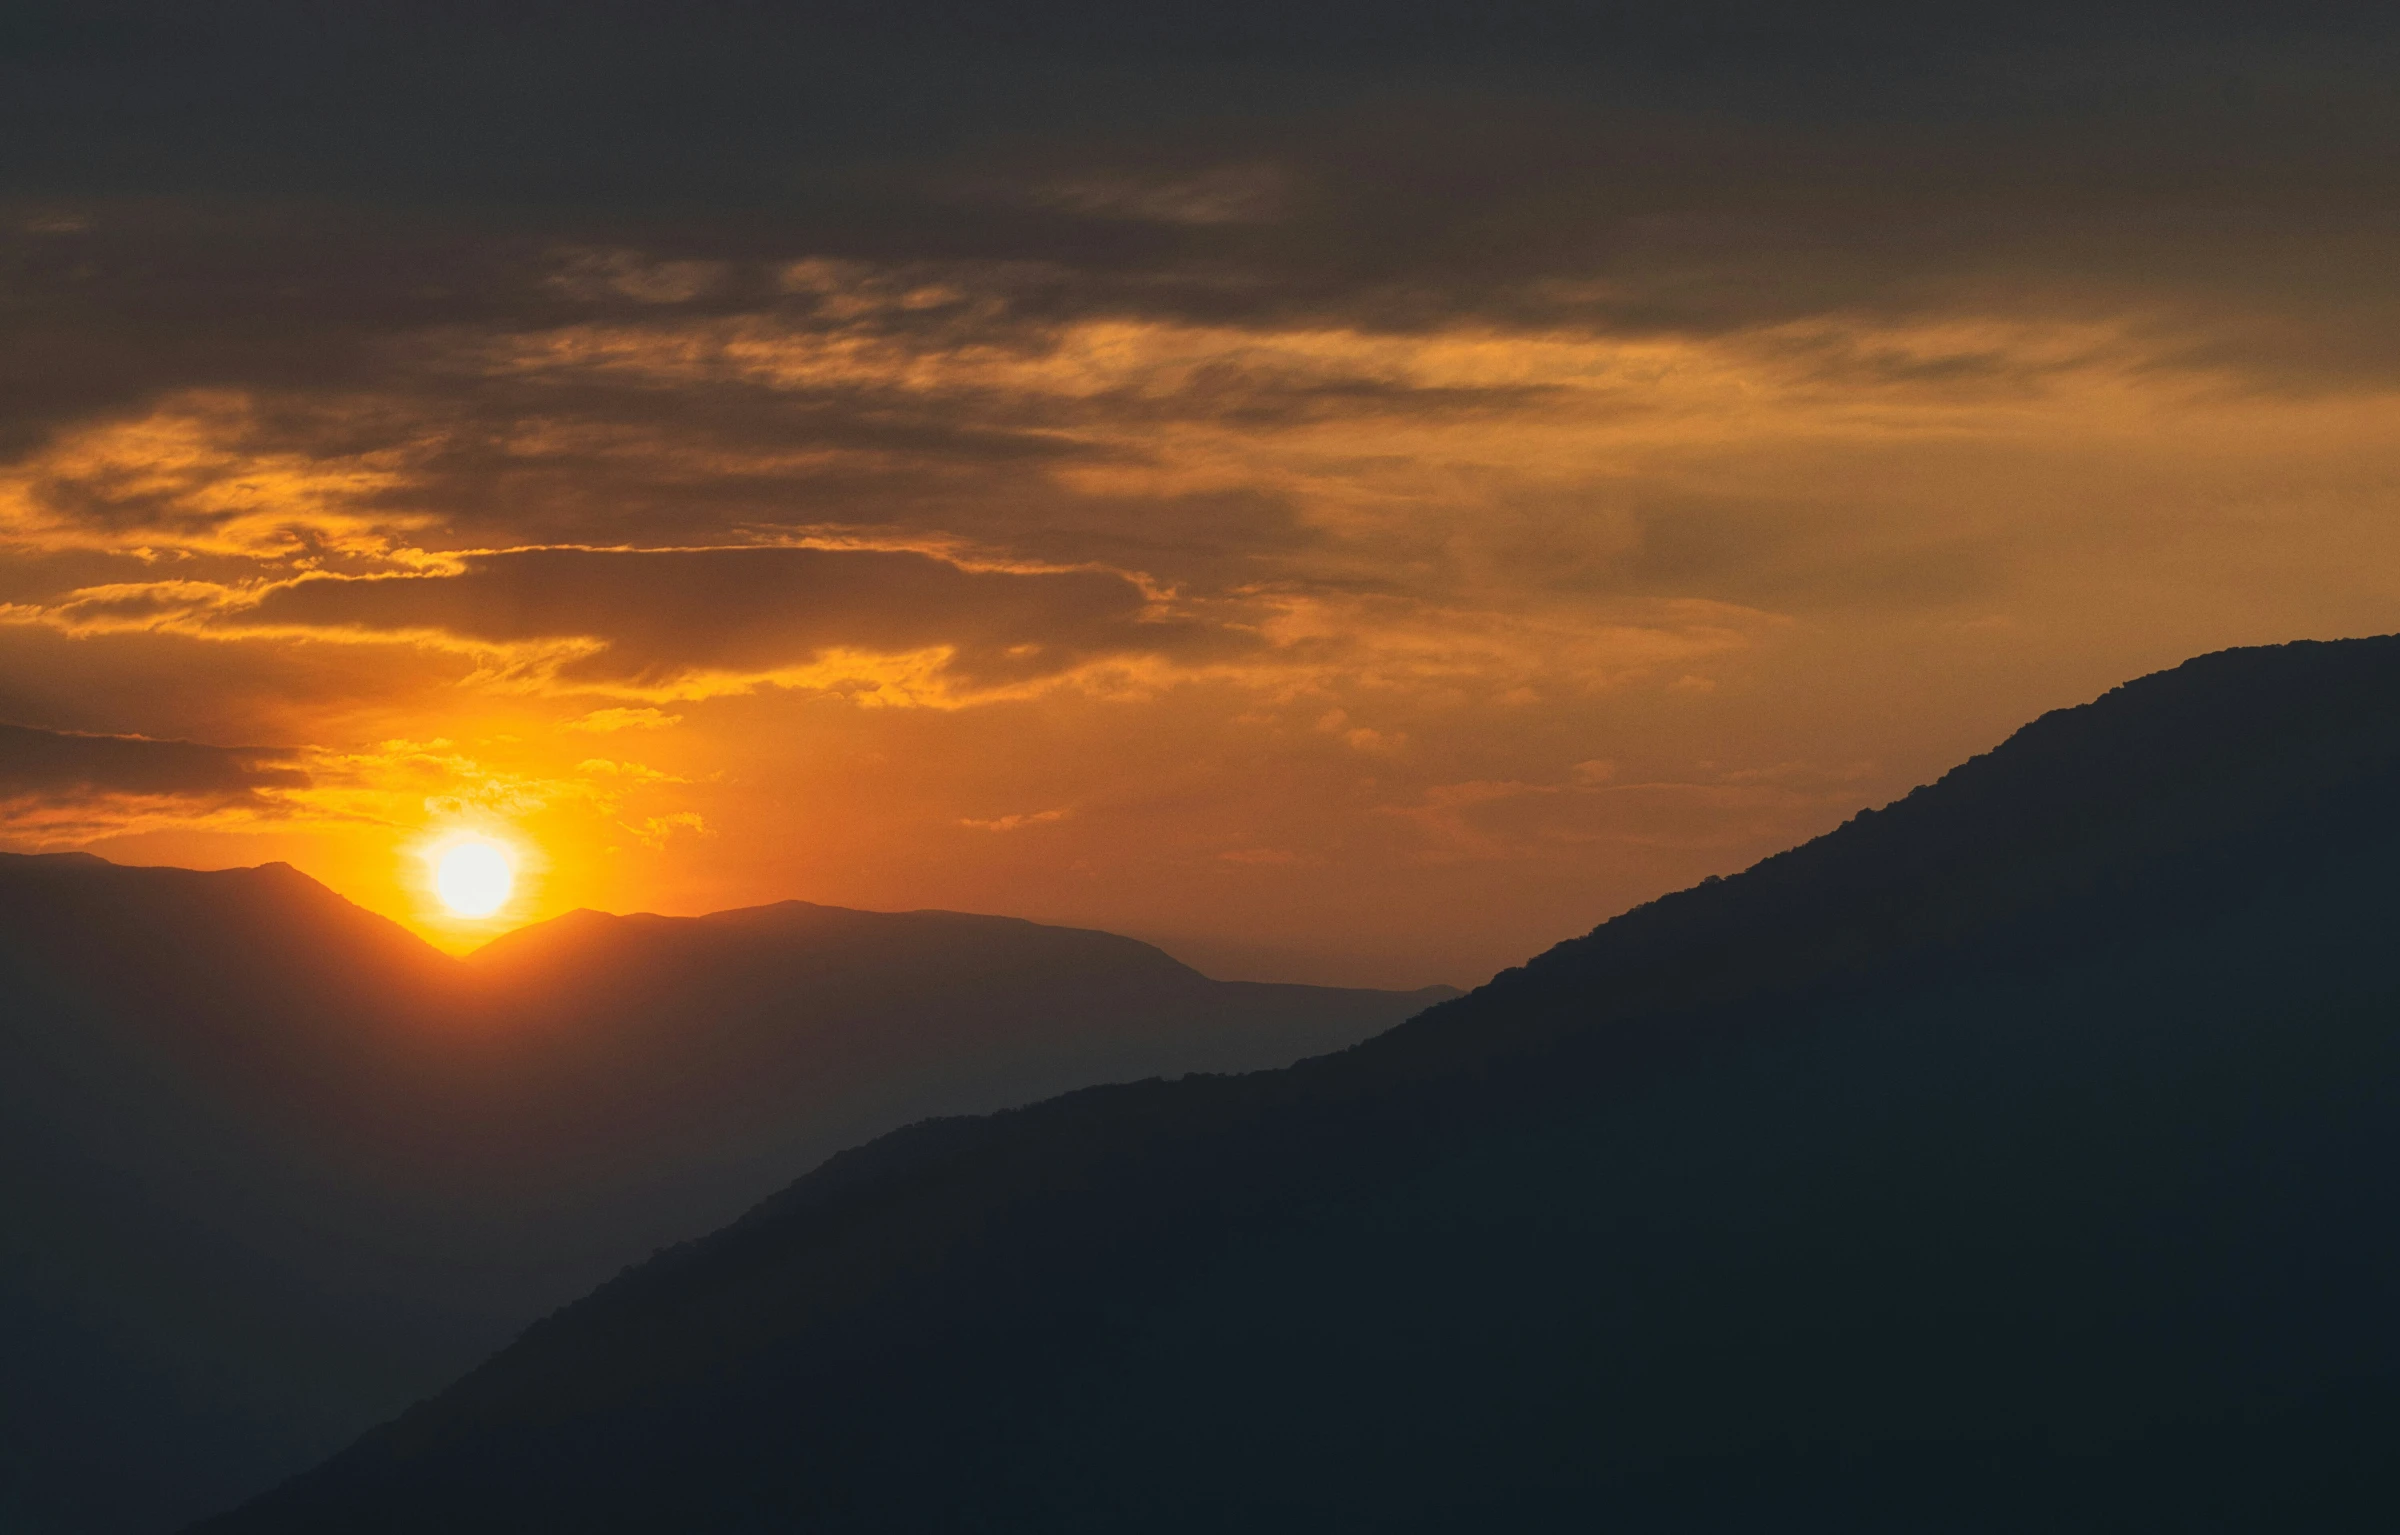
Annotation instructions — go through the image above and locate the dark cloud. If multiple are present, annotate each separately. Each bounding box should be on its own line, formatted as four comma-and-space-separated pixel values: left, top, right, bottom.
0, 720, 307, 808
3, 2, 2397, 477
244, 546, 1246, 689
0, 548, 186, 606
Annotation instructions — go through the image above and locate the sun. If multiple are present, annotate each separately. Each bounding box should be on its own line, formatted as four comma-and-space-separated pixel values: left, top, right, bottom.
432, 837, 516, 918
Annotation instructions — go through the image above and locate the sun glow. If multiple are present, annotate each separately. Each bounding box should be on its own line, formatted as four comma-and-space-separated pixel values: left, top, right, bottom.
432, 837, 516, 917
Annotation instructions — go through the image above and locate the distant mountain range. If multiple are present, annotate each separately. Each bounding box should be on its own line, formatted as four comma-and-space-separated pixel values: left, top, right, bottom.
194, 635, 2400, 1532
0, 865, 1451, 1535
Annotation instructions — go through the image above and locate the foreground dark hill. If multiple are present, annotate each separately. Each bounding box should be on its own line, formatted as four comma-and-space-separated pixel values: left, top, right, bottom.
0, 864, 1447, 1535
207, 635, 2400, 1533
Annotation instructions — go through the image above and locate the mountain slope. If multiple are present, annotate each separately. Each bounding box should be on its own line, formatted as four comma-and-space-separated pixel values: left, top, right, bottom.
0, 862, 1447, 1535
197, 634, 2400, 1533
0, 857, 468, 1535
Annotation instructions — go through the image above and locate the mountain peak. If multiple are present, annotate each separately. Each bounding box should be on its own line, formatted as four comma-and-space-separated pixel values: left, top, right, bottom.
3, 859, 1444, 1535
195, 633, 2400, 1533
1371, 633, 2400, 1072
0, 847, 109, 868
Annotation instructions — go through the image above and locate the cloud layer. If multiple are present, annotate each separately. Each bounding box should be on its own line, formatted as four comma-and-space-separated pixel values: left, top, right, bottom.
2, 4, 2397, 981
244, 546, 1234, 695
0, 722, 307, 838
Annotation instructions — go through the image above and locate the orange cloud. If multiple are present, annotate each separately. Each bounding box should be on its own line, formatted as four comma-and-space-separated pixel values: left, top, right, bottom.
960, 809, 1069, 832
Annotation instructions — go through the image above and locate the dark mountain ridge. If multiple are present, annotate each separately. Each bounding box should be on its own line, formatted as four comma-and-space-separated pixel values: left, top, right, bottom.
471, 898, 1426, 1086
0, 862, 1448, 1535
198, 634, 2400, 1532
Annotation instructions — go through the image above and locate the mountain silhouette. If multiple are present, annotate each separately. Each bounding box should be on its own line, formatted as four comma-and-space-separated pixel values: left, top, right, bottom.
195, 635, 2400, 1533
0, 862, 1450, 1535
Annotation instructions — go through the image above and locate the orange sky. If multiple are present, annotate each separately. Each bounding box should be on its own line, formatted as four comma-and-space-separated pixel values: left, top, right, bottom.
6, 11, 2400, 985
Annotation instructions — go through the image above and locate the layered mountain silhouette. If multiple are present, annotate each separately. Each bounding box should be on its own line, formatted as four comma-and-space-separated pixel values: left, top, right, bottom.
198, 635, 2400, 1532
0, 864, 1450, 1535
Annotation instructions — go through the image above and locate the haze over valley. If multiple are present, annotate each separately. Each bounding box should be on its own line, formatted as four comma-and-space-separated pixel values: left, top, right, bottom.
7, 4, 2400, 1531
0, 859, 1443, 1531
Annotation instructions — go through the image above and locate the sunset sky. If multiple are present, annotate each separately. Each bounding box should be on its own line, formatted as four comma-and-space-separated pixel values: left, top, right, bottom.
4, 3, 2397, 985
